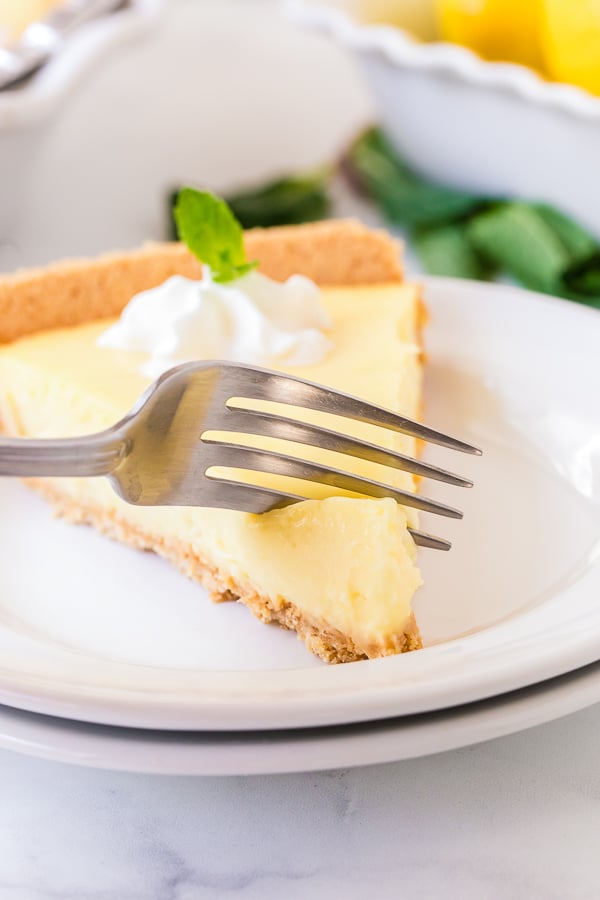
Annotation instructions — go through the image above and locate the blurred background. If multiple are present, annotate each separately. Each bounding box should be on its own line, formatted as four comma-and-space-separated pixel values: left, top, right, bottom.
1, 0, 599, 308
0, 0, 370, 268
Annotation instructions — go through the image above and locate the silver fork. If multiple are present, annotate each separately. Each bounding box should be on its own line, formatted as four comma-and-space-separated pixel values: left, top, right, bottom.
0, 362, 481, 551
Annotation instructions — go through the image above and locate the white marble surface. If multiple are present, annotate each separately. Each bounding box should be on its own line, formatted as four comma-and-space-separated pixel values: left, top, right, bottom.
0, 705, 598, 899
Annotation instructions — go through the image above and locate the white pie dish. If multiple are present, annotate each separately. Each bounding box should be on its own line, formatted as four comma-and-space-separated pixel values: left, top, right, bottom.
0, 277, 598, 731
0, 0, 370, 270
286, 0, 600, 239
0, 0, 163, 237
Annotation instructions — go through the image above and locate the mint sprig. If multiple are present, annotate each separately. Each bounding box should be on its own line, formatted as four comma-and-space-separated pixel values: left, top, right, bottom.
173, 187, 258, 283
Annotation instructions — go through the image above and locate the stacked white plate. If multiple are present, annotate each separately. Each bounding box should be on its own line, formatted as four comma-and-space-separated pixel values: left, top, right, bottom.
1, 277, 599, 775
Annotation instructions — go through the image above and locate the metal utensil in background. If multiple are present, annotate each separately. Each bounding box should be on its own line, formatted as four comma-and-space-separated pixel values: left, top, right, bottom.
0, 0, 128, 91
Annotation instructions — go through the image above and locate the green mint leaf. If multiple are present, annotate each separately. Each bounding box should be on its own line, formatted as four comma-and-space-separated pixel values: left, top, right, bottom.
173, 187, 258, 283
212, 260, 257, 284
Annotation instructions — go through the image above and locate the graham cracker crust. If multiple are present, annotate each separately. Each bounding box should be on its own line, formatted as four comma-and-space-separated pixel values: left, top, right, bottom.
0, 219, 404, 343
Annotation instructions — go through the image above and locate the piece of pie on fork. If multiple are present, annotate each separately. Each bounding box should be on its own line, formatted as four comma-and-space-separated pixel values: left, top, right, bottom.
0, 219, 463, 663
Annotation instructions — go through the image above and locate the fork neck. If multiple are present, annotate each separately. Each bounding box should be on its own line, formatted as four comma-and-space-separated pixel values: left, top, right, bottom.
0, 430, 127, 478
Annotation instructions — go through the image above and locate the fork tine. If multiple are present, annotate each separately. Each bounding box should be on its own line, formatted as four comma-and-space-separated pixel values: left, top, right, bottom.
204, 443, 462, 518
209, 408, 473, 487
206, 475, 452, 549
223, 364, 482, 455
201, 478, 306, 514
408, 530, 451, 551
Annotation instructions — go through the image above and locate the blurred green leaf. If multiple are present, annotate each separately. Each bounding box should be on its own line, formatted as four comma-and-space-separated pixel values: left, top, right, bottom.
226, 169, 331, 229
345, 129, 485, 228
534, 204, 597, 262
346, 128, 600, 307
413, 225, 492, 280
467, 203, 572, 294
563, 252, 600, 304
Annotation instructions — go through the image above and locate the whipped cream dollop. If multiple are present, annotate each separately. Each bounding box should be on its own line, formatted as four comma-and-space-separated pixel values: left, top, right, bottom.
97, 269, 333, 377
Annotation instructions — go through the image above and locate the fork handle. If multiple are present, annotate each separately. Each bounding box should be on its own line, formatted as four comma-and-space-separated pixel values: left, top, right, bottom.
0, 431, 126, 478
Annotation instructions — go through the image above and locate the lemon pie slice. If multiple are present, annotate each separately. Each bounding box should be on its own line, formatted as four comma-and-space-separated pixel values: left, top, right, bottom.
0, 220, 426, 662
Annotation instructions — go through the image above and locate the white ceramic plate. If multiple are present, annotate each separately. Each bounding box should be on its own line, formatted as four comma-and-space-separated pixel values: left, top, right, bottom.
0, 662, 597, 775
0, 278, 598, 730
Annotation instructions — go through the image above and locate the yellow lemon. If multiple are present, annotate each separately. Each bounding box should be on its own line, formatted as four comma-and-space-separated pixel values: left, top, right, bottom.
354, 0, 438, 40
437, 0, 546, 71
541, 0, 600, 95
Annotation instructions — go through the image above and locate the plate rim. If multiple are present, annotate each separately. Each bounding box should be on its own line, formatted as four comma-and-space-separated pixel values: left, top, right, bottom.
0, 660, 598, 775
